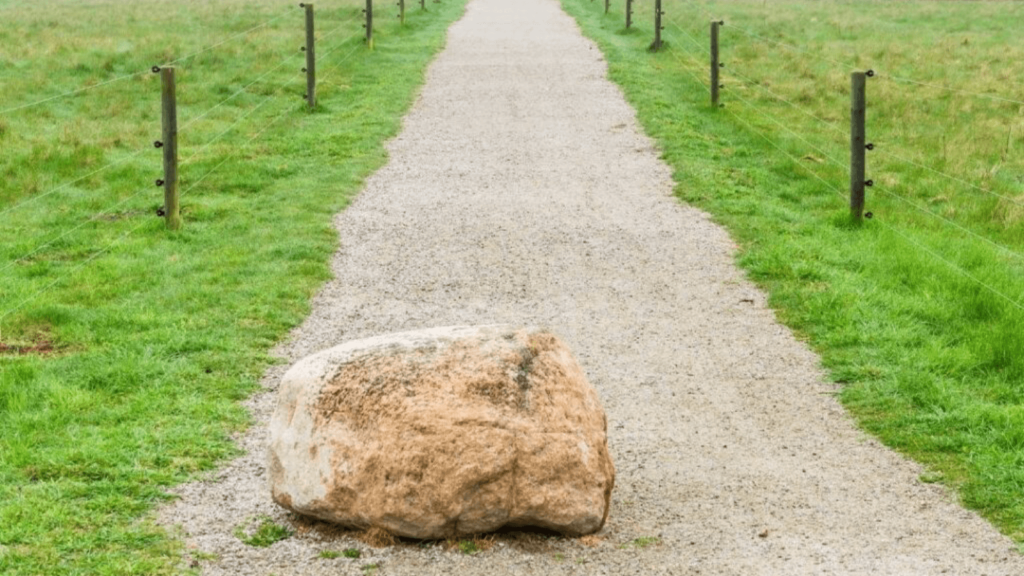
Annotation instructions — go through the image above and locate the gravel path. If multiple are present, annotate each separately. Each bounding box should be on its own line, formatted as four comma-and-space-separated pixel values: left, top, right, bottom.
159, 0, 1024, 573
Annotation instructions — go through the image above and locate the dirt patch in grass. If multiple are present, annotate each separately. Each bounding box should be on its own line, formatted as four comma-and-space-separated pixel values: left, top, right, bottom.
0, 325, 60, 356
0, 340, 56, 356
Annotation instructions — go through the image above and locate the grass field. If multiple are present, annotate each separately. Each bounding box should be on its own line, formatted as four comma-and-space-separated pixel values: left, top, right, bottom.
0, 0, 468, 573
562, 0, 1024, 545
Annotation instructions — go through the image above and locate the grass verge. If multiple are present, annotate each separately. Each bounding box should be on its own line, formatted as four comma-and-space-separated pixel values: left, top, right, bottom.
561, 0, 1024, 543
0, 0, 467, 573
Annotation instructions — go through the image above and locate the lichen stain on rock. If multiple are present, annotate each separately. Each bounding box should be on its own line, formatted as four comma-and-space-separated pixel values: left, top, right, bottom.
315, 331, 550, 429
269, 452, 286, 491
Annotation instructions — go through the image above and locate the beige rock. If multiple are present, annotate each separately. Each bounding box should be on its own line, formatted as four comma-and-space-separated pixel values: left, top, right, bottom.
268, 325, 614, 539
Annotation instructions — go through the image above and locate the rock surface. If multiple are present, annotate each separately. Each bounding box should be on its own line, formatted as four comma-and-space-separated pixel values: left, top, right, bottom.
268, 325, 615, 539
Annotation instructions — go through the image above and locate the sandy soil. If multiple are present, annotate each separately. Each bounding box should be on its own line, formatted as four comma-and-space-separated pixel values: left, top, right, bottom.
158, 0, 1024, 573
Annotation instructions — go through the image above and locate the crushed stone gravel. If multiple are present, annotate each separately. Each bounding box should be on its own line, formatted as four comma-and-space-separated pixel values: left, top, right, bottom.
158, 0, 1024, 573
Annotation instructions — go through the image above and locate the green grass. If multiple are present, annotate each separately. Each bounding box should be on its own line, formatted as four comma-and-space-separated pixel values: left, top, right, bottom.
234, 516, 292, 548
0, 0, 467, 573
318, 550, 343, 559
619, 536, 660, 549
561, 0, 1024, 544
458, 540, 481, 555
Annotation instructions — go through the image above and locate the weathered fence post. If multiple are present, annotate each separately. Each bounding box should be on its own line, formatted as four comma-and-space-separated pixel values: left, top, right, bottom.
850, 71, 868, 220
626, 0, 632, 28
398, 0, 405, 25
364, 0, 374, 49
604, 0, 609, 14
652, 0, 663, 50
421, 0, 425, 9
710, 21, 721, 108
159, 67, 180, 230
303, 3, 316, 108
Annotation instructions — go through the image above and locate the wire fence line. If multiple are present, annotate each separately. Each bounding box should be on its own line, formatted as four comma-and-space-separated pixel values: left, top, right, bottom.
158, 6, 297, 69
0, 217, 155, 325
1, 62, 317, 305
2, 6, 361, 240
0, 146, 154, 219
179, 69, 305, 167
599, 0, 1024, 310
166, 8, 359, 99
657, 32, 847, 200
726, 22, 853, 70
663, 26, 848, 170
724, 66, 847, 136
0, 0, 435, 328
178, 102, 297, 200
0, 6, 363, 223
178, 76, 306, 196
873, 187, 1024, 261
876, 218, 1024, 314
661, 44, 711, 93
667, 20, 710, 55
0, 186, 153, 276
2, 45, 316, 264
0, 71, 151, 116
881, 148, 1024, 209
179, 42, 364, 201
0, 91, 303, 324
668, 0, 1024, 108
316, 20, 366, 61
0, 5, 297, 117
177, 18, 361, 184
178, 53, 305, 132
719, 77, 847, 168
877, 73, 1024, 108
659, 3, 1024, 190
723, 103, 848, 202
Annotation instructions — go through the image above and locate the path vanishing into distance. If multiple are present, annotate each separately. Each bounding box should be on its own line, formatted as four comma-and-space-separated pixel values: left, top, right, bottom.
160, 0, 1024, 574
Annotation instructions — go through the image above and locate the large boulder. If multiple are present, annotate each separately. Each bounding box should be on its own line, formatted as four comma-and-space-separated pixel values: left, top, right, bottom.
268, 325, 614, 539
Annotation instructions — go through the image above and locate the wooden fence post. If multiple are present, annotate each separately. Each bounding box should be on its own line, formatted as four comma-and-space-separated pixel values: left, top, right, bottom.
605, 0, 609, 14
303, 3, 316, 108
159, 67, 181, 230
398, 0, 405, 24
364, 0, 374, 49
850, 71, 868, 220
711, 21, 721, 108
652, 0, 663, 50
626, 0, 633, 28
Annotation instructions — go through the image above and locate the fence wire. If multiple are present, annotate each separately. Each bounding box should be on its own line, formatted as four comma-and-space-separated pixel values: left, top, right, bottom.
622, 0, 1024, 315
0, 3, 376, 328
